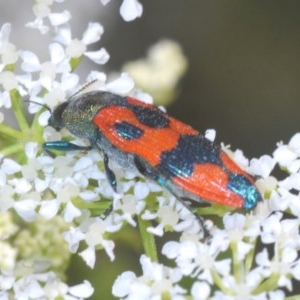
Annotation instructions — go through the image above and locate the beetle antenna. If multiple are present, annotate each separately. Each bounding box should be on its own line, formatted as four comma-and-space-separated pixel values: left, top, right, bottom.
25, 100, 52, 113
70, 79, 99, 100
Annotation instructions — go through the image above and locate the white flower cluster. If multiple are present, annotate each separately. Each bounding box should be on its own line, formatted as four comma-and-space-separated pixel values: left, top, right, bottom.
112, 134, 300, 299
1, 1, 300, 299
27, 0, 142, 34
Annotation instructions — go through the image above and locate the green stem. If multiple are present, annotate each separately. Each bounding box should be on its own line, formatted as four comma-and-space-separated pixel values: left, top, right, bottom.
252, 274, 280, 294
244, 238, 256, 274
72, 196, 111, 216
10, 89, 29, 131
211, 270, 234, 295
0, 122, 25, 140
286, 295, 300, 300
137, 214, 158, 262
0, 143, 25, 156
70, 56, 83, 71
231, 241, 242, 284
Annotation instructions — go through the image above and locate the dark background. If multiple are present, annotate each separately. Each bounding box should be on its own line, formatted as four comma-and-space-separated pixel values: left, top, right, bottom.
100, 1, 300, 159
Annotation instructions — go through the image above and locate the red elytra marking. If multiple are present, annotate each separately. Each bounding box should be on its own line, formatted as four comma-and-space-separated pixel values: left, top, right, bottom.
93, 106, 185, 166
172, 163, 244, 207
169, 118, 198, 135
220, 152, 256, 184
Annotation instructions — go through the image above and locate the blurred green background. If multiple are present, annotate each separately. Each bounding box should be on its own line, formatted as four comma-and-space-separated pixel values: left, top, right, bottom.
2, 1, 300, 299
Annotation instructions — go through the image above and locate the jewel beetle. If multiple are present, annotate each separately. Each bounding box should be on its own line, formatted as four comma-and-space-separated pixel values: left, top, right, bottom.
43, 90, 262, 236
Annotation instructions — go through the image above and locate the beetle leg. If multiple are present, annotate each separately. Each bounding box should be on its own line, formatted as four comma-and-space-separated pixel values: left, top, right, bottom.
103, 152, 117, 192
180, 201, 210, 241
134, 156, 210, 241
134, 156, 160, 181
100, 203, 113, 220
43, 141, 93, 152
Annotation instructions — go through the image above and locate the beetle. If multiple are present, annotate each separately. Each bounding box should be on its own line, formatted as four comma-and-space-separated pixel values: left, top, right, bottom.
43, 90, 262, 237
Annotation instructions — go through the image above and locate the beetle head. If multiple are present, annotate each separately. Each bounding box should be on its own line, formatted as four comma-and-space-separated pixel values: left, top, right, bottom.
47, 101, 69, 131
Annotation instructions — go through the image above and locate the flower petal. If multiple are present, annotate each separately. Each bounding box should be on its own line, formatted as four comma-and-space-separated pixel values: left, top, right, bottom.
84, 48, 109, 64
82, 22, 104, 45
120, 0, 143, 21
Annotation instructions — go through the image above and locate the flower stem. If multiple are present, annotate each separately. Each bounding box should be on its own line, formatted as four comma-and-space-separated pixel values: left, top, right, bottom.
211, 270, 234, 295
10, 89, 29, 132
0, 143, 25, 156
244, 238, 256, 274
0, 123, 24, 140
252, 274, 280, 294
137, 214, 158, 262
231, 241, 242, 284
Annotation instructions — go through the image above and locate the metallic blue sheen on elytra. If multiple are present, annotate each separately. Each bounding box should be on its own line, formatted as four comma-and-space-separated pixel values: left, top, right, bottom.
115, 121, 144, 140
157, 134, 222, 178
227, 174, 261, 209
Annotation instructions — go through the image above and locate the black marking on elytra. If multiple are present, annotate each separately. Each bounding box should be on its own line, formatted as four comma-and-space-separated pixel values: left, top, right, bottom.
115, 121, 144, 140
157, 134, 222, 177
128, 105, 169, 128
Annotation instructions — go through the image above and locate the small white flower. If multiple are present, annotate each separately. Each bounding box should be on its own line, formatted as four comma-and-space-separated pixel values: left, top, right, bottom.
0, 71, 18, 91
273, 133, 300, 173
191, 281, 211, 299
106, 73, 135, 94
250, 155, 276, 178
144, 197, 180, 236
55, 22, 109, 65
228, 148, 250, 170
0, 23, 18, 67
13, 199, 38, 222
73, 157, 93, 172
260, 212, 299, 248
0, 185, 14, 212
113, 194, 143, 226
0, 242, 17, 270
0, 90, 12, 110
134, 181, 150, 200
63, 201, 82, 222
1, 158, 22, 175
68, 280, 94, 298
63, 227, 85, 253
256, 247, 300, 291
24, 142, 39, 159
288, 133, 300, 155
27, 2, 71, 34
112, 271, 137, 298
120, 0, 143, 21
112, 255, 184, 299
79, 246, 96, 269
39, 199, 60, 219
48, 10, 71, 27
19, 43, 70, 91
222, 213, 255, 260
162, 239, 230, 285
205, 129, 216, 142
